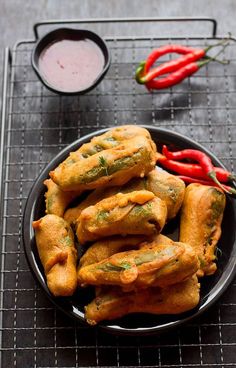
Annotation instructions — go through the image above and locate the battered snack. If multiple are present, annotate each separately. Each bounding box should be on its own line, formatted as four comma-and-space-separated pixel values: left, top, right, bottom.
78, 125, 154, 158
44, 179, 81, 217
76, 190, 167, 244
49, 135, 157, 191
85, 275, 200, 325
64, 168, 185, 225
77, 240, 199, 290
144, 168, 185, 219
179, 183, 226, 277
78, 235, 147, 268
139, 233, 175, 249
64, 186, 119, 226
32, 214, 77, 297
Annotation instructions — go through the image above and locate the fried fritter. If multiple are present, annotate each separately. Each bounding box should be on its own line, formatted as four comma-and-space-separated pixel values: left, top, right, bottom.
32, 214, 77, 296
78, 125, 154, 158
64, 167, 185, 225
76, 190, 167, 244
179, 183, 226, 277
78, 239, 199, 290
50, 135, 156, 191
144, 168, 185, 219
44, 179, 81, 217
64, 186, 120, 226
85, 275, 200, 325
78, 235, 147, 268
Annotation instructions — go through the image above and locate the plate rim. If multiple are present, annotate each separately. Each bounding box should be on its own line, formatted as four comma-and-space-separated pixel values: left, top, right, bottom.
22, 125, 236, 335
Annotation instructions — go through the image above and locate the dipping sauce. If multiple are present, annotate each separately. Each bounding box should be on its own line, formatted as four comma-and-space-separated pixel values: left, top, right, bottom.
38, 38, 105, 92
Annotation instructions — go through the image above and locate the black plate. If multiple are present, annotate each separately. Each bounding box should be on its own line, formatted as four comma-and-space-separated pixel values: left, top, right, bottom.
23, 126, 236, 335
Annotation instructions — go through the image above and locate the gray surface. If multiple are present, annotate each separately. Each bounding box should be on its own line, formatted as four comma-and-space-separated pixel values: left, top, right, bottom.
1, 0, 236, 107
1, 3, 236, 368
1, 1, 236, 57
1, 0, 236, 89
1, 0, 236, 46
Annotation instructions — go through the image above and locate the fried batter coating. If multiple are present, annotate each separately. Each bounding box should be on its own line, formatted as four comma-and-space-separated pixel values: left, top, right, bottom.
179, 183, 226, 277
119, 168, 185, 220
64, 168, 184, 225
76, 190, 167, 244
64, 186, 119, 226
77, 239, 199, 290
139, 233, 175, 249
49, 135, 156, 191
145, 168, 185, 219
44, 179, 81, 217
85, 275, 200, 325
32, 214, 77, 296
78, 125, 154, 158
78, 235, 147, 268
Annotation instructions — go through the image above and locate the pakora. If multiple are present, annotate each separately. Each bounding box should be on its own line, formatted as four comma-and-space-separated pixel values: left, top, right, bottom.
76, 190, 167, 244
85, 275, 200, 325
78, 235, 147, 268
64, 168, 185, 225
179, 183, 226, 276
144, 168, 185, 219
78, 125, 154, 158
77, 239, 199, 290
64, 186, 119, 225
32, 214, 77, 296
44, 179, 81, 217
50, 135, 156, 191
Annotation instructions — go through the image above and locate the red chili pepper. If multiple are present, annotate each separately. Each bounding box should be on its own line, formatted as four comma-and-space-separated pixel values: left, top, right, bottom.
177, 175, 236, 195
143, 44, 197, 73
146, 61, 202, 90
158, 155, 235, 183
136, 39, 230, 90
162, 145, 231, 194
136, 48, 205, 84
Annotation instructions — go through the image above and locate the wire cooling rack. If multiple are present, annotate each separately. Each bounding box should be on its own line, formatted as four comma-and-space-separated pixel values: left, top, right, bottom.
0, 17, 236, 368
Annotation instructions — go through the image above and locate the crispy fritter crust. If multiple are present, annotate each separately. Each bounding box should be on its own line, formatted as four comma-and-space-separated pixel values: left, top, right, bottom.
33, 214, 77, 296
85, 275, 200, 325
179, 183, 226, 276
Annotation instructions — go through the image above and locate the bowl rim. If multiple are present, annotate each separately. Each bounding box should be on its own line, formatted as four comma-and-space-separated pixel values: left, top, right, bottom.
31, 27, 111, 95
22, 125, 236, 335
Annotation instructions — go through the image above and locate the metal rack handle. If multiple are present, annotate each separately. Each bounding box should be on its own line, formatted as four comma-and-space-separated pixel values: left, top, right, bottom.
0, 48, 11, 208
33, 17, 217, 40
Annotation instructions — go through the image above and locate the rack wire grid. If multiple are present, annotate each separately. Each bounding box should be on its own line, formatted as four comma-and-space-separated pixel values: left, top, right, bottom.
0, 18, 236, 368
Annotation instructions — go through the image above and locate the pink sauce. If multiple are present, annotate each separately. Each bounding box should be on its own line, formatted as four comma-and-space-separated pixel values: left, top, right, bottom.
38, 38, 105, 92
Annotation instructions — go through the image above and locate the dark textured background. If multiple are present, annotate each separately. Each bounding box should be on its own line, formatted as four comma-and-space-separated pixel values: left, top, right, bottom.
1, 0, 236, 91
1, 1, 236, 368
1, 1, 236, 64
1, 0, 236, 109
